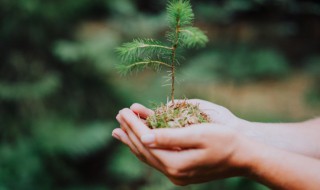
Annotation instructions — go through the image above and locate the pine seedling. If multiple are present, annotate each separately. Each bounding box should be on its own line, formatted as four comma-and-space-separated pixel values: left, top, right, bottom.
117, 0, 211, 128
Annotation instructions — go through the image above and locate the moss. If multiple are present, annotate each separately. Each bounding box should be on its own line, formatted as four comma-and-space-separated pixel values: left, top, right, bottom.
146, 101, 211, 128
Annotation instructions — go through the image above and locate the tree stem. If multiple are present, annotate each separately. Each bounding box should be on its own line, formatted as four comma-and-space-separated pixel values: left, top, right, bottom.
171, 19, 180, 105
171, 52, 175, 105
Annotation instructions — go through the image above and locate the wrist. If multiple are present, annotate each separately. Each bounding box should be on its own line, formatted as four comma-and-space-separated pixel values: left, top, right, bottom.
228, 133, 257, 177
231, 118, 255, 136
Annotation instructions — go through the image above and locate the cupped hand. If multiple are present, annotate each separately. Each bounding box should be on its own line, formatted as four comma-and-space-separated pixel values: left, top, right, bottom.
113, 107, 251, 186
130, 99, 248, 131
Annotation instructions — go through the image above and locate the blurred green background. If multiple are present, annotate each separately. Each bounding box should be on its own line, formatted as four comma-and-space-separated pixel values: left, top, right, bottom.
1, 0, 320, 189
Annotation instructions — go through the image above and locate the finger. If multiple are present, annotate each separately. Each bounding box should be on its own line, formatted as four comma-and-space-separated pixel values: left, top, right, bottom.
112, 128, 140, 155
112, 128, 130, 145
130, 103, 154, 119
117, 114, 165, 171
119, 108, 151, 138
116, 114, 142, 152
117, 114, 152, 157
141, 125, 207, 148
152, 149, 204, 172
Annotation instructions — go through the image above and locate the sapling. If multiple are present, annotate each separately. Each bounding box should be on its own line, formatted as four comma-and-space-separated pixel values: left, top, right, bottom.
117, 0, 211, 128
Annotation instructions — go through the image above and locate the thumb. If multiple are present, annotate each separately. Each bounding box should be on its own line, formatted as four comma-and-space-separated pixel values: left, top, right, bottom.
141, 126, 205, 148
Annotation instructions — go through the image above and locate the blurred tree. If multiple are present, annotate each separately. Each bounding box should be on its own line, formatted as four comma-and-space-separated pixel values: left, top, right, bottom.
0, 0, 319, 189
182, 47, 290, 83
0, 0, 126, 189
305, 56, 320, 106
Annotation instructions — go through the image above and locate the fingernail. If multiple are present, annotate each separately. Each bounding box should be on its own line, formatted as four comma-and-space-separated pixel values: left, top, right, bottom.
112, 132, 121, 141
116, 114, 121, 122
141, 134, 155, 144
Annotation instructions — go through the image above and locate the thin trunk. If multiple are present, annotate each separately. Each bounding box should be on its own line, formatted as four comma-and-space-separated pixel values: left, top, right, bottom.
171, 48, 176, 105
171, 19, 180, 105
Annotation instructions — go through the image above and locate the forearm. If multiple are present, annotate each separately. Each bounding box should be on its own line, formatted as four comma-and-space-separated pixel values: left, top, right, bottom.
237, 118, 320, 159
240, 138, 320, 190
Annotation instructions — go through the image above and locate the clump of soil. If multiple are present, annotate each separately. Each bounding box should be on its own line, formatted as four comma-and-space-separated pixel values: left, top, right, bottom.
146, 101, 211, 129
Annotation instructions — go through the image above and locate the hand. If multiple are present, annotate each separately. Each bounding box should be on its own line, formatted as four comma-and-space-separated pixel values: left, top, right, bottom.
126, 100, 320, 160
113, 101, 320, 188
130, 99, 249, 131
113, 107, 251, 186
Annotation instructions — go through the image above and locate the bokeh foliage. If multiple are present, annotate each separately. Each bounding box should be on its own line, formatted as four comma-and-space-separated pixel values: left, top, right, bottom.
0, 0, 319, 189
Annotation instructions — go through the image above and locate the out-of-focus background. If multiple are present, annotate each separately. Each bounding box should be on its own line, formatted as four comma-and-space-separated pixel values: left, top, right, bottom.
0, 0, 319, 189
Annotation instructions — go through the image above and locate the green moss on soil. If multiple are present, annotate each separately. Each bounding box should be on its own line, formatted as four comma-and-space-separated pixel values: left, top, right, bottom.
146, 101, 211, 129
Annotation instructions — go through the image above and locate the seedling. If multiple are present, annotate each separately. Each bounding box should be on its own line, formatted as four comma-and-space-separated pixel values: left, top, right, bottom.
117, 0, 211, 128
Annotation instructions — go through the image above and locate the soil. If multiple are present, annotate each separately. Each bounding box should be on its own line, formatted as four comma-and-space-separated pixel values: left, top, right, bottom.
146, 101, 211, 128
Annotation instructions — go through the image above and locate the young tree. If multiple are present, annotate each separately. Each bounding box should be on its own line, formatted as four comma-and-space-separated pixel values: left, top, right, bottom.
117, 0, 208, 104
117, 0, 210, 128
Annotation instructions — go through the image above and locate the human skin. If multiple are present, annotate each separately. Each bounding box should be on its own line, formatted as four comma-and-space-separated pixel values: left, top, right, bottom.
125, 99, 320, 159
113, 99, 320, 189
